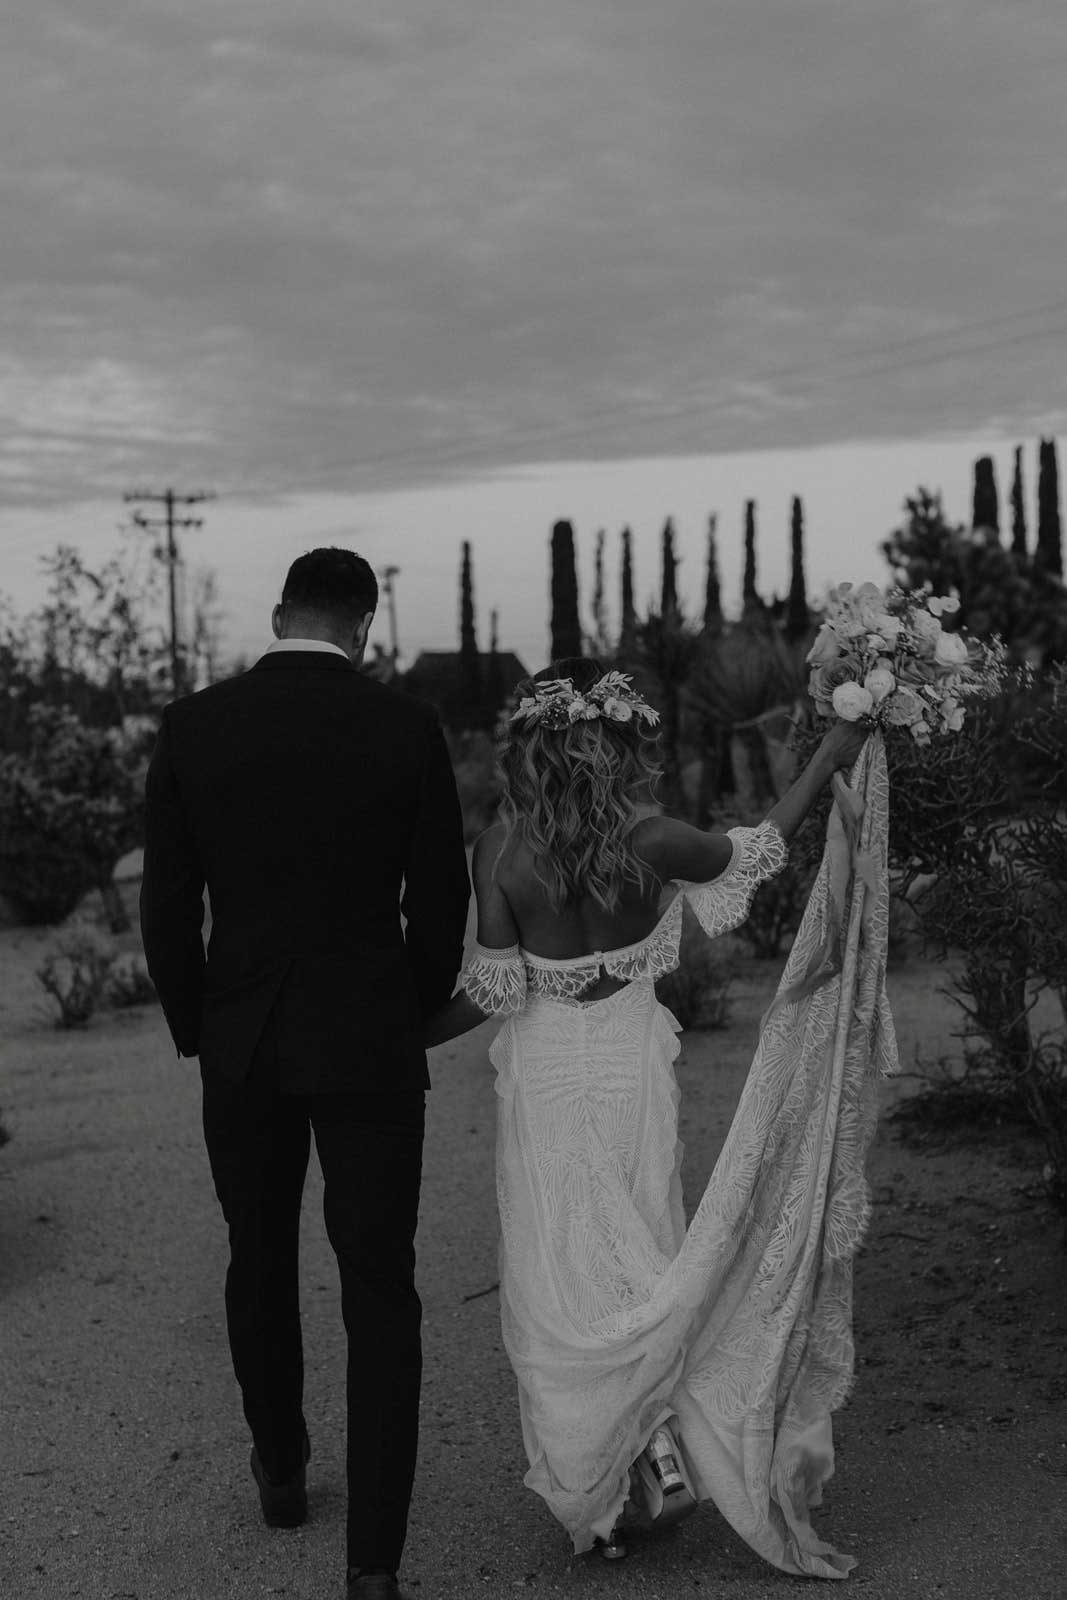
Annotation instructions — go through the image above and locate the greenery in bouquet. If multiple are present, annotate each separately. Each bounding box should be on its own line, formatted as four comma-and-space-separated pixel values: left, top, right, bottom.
806, 579, 1005, 748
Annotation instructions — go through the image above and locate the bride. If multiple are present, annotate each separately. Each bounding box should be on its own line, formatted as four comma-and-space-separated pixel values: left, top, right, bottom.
425, 658, 883, 1579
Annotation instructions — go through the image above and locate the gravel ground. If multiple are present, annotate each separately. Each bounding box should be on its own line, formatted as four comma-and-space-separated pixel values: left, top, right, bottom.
1, 906, 1065, 1600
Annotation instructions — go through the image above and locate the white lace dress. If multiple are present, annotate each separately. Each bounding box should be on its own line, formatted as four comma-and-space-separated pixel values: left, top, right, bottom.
460, 737, 898, 1579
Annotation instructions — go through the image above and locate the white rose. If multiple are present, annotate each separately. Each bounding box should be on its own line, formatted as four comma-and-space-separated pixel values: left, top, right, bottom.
873, 613, 904, 644
933, 630, 969, 666
806, 623, 841, 666
864, 667, 896, 705
832, 681, 874, 721
854, 582, 888, 629
567, 697, 588, 722
912, 610, 942, 654
927, 594, 961, 617
603, 696, 633, 722
883, 686, 926, 727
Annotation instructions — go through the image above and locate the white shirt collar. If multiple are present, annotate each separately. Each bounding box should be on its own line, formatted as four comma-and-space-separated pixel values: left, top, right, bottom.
265, 638, 350, 661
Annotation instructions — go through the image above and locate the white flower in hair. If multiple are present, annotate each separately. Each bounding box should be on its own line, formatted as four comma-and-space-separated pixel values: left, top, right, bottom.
508, 669, 659, 730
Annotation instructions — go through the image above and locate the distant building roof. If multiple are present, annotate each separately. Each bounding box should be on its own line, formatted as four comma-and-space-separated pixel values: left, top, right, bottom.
402, 649, 528, 725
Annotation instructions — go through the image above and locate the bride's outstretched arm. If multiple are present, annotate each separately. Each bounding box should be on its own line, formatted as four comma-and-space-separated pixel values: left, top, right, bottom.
636, 719, 868, 884
424, 823, 523, 1048
765, 719, 869, 842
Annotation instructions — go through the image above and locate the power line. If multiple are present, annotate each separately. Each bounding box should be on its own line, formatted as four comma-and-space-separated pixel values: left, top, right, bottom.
754, 295, 1067, 385
123, 487, 216, 697
245, 310, 1067, 491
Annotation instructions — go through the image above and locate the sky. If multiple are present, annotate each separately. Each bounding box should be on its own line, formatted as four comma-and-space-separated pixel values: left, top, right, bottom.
1, 1, 1066, 667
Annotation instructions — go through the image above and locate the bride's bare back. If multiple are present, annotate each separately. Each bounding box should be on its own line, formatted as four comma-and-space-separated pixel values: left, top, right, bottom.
475, 815, 736, 1000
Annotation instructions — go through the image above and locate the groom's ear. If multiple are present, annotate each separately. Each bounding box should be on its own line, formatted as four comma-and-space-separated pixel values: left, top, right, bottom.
271, 604, 285, 640
351, 611, 374, 658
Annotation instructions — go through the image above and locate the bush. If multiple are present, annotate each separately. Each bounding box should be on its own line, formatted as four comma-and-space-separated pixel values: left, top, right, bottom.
0, 845, 95, 926
105, 952, 158, 1009
0, 705, 148, 927
886, 668, 1067, 1212
656, 915, 741, 1030
35, 919, 118, 1029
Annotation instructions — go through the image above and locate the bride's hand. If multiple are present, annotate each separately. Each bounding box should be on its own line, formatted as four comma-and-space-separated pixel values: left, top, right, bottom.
817, 717, 870, 773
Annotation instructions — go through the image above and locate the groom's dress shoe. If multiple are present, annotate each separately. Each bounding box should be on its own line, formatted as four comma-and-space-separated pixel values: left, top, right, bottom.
346, 1572, 413, 1599
250, 1429, 311, 1528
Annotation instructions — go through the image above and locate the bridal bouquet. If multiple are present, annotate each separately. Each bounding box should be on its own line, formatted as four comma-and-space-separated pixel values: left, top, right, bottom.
807, 581, 1004, 746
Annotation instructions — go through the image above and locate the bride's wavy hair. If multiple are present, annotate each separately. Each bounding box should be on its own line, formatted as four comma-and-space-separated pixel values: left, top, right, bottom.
496, 658, 662, 912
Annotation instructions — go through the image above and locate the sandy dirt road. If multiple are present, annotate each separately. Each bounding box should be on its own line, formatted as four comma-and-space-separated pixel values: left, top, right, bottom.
1, 915, 1064, 1600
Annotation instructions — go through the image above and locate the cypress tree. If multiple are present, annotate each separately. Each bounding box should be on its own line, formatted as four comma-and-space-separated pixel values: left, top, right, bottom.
972, 455, 1000, 540
742, 499, 761, 615
591, 529, 607, 653
1010, 445, 1027, 559
458, 540, 481, 719
486, 607, 504, 719
620, 527, 637, 646
660, 518, 679, 619
1036, 437, 1064, 578
786, 495, 809, 640
703, 514, 723, 634
550, 520, 583, 660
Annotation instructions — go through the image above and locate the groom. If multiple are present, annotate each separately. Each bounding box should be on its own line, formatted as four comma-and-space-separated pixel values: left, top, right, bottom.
140, 547, 471, 1600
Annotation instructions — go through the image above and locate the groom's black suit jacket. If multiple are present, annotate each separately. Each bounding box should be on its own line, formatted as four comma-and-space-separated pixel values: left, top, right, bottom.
139, 650, 471, 1092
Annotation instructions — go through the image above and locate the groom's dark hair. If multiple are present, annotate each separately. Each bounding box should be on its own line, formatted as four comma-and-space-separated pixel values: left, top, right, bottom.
280, 547, 378, 627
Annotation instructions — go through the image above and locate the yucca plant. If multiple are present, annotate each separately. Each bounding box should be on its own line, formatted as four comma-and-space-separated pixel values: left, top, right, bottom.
685, 622, 809, 808
638, 608, 697, 816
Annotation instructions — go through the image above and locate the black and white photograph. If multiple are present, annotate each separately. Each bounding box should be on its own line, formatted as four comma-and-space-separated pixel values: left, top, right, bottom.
0, 5, 1065, 1599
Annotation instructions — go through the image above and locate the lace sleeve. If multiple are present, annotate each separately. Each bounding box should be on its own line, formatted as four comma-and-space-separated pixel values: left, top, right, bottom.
460, 942, 527, 1016
679, 820, 788, 939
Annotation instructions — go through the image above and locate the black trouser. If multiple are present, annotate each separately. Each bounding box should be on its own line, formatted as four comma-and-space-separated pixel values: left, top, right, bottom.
200, 1014, 426, 1573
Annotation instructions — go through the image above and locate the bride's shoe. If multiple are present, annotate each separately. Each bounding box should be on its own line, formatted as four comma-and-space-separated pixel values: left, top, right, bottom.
597, 1524, 628, 1561
634, 1424, 697, 1528
598, 1424, 696, 1558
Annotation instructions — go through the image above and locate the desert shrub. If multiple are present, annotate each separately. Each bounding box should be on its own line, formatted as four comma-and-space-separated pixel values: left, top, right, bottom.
656, 915, 741, 1030
0, 705, 149, 926
104, 951, 158, 1009
706, 794, 820, 960
684, 624, 809, 815
735, 856, 816, 960
0, 846, 94, 928
35, 919, 118, 1029
884, 667, 1067, 1212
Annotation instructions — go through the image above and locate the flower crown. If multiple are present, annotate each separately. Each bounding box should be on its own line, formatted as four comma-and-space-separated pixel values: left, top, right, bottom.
509, 670, 660, 731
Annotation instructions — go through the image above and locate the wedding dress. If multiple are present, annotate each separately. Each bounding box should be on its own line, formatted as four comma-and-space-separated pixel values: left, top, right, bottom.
460, 736, 897, 1579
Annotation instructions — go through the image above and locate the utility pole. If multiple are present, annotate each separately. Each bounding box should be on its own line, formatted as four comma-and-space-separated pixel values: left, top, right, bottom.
124, 488, 215, 697
378, 565, 400, 670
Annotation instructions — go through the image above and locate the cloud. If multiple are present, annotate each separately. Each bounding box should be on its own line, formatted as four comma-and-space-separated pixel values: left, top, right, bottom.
1, 0, 1066, 506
